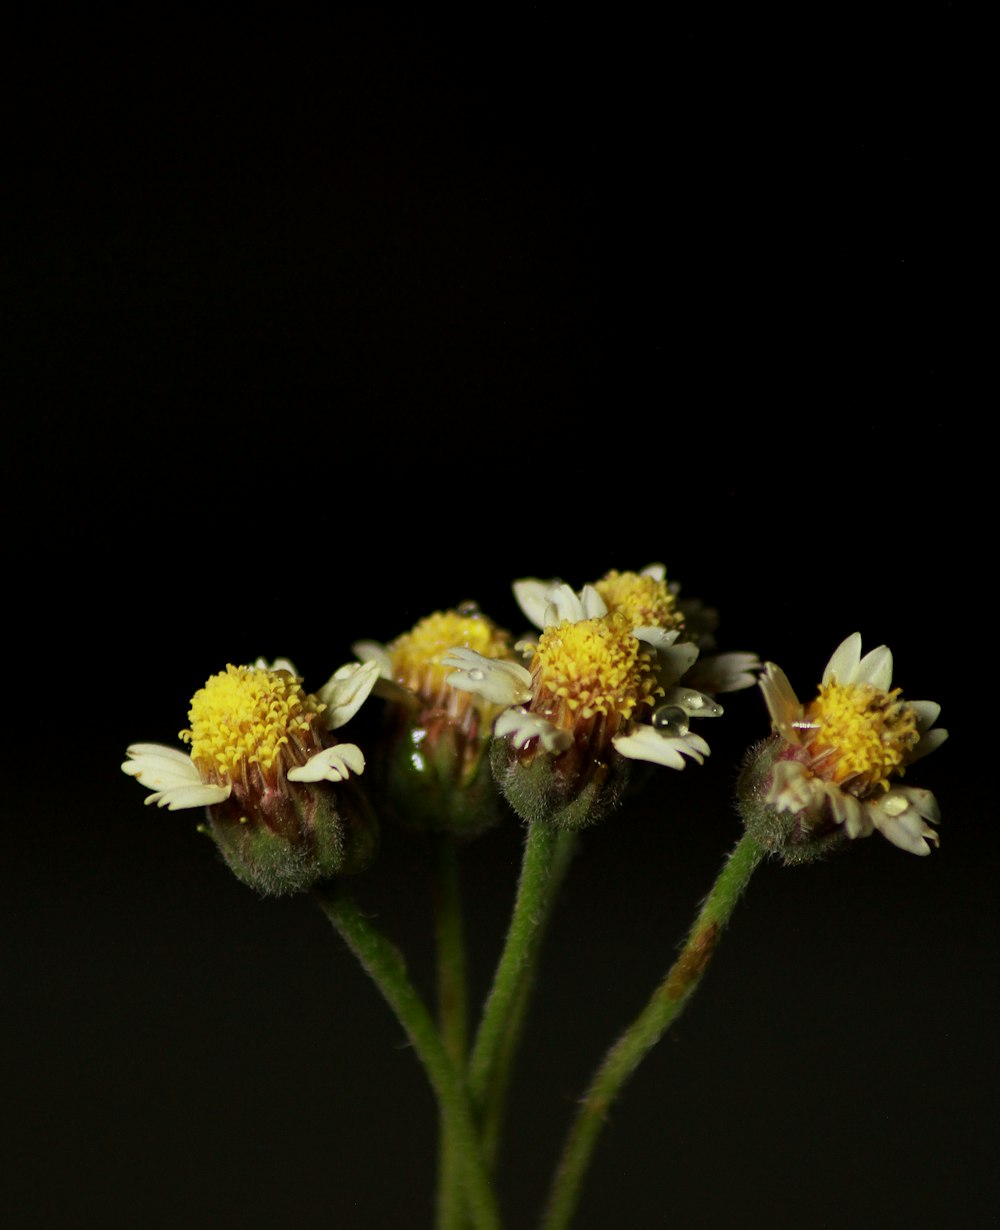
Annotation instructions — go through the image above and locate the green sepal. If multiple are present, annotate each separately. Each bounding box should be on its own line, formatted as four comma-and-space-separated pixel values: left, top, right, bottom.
736, 736, 849, 866
490, 737, 630, 830
375, 719, 502, 838
205, 777, 379, 895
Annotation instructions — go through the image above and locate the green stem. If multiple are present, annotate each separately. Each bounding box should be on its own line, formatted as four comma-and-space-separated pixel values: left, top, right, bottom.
540, 835, 765, 1230
314, 886, 502, 1230
468, 822, 562, 1120
432, 837, 470, 1230
480, 827, 577, 1167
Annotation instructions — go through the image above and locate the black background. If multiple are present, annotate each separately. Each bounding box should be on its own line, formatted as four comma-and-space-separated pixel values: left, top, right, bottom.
6, 11, 992, 1228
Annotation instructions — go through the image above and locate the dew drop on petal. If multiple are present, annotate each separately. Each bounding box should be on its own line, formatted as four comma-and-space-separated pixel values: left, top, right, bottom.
652, 705, 689, 737
468, 668, 485, 681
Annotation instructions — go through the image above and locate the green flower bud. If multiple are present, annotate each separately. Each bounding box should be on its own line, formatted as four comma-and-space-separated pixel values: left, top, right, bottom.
353, 607, 515, 838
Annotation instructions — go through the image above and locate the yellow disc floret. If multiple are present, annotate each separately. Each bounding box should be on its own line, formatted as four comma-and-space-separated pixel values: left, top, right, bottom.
595, 569, 684, 632
390, 609, 513, 706
803, 680, 920, 796
181, 664, 326, 784
530, 612, 664, 735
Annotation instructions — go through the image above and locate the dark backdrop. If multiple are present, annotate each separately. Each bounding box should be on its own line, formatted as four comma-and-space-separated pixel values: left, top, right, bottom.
6, 12, 991, 1229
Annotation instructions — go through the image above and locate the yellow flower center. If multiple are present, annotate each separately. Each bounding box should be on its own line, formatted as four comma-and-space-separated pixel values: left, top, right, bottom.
595, 569, 683, 632
802, 680, 920, 796
180, 664, 326, 784
391, 609, 513, 706
530, 612, 663, 734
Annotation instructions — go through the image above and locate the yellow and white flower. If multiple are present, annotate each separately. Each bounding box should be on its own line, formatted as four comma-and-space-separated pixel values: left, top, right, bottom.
446, 564, 758, 773
444, 573, 716, 773
758, 633, 947, 855
121, 658, 382, 894
122, 658, 379, 810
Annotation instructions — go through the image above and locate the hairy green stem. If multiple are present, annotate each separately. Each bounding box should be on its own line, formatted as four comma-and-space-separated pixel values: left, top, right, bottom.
432, 837, 471, 1230
540, 835, 765, 1230
315, 886, 501, 1230
480, 827, 577, 1167
468, 822, 562, 1119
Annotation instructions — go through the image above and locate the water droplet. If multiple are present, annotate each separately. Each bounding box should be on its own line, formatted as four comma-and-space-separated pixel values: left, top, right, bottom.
652, 705, 689, 736
457, 600, 480, 616
468, 668, 485, 681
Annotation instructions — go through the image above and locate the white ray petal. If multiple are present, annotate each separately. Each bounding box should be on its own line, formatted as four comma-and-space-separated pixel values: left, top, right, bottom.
613, 726, 710, 769
855, 644, 893, 691
911, 727, 948, 763
288, 742, 366, 783
146, 782, 231, 810
443, 648, 533, 705
823, 633, 862, 685
351, 640, 394, 679
320, 660, 381, 729
494, 707, 572, 753
122, 745, 202, 792
512, 579, 553, 630
633, 626, 681, 651
908, 701, 941, 733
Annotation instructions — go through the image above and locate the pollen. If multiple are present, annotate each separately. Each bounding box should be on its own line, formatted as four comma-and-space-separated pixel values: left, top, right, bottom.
802, 680, 920, 796
390, 609, 513, 703
530, 612, 664, 734
180, 664, 326, 783
595, 569, 684, 632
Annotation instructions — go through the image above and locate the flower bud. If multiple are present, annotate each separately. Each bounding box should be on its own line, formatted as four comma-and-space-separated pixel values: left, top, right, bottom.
354, 607, 513, 838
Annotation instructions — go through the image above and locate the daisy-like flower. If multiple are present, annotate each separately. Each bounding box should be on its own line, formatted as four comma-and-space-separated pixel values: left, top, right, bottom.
354, 606, 518, 834
121, 659, 381, 893
444, 570, 736, 827
741, 633, 947, 859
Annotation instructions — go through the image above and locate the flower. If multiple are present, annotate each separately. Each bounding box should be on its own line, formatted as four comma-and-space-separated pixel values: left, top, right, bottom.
443, 567, 752, 827
746, 633, 947, 857
353, 606, 518, 834
121, 658, 381, 893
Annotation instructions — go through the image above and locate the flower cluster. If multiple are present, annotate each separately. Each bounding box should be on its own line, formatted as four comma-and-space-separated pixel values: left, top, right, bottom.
122, 567, 948, 882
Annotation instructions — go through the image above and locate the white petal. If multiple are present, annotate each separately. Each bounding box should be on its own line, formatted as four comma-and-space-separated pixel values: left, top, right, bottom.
319, 660, 381, 730
512, 579, 553, 630
633, 626, 681, 651
146, 782, 232, 810
122, 745, 203, 792
579, 584, 607, 619
613, 725, 710, 770
654, 641, 700, 685
443, 648, 533, 705
766, 760, 819, 814
759, 663, 802, 733
288, 742, 366, 783
869, 788, 940, 855
640, 563, 666, 582
911, 727, 948, 763
494, 707, 572, 753
684, 652, 761, 694
855, 644, 893, 691
351, 640, 394, 680
253, 656, 298, 676
543, 583, 591, 627
908, 701, 941, 733
823, 633, 862, 685
828, 788, 869, 839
